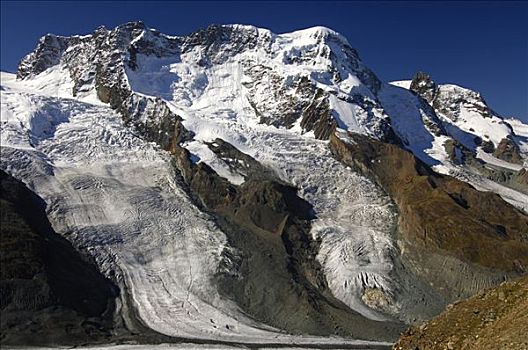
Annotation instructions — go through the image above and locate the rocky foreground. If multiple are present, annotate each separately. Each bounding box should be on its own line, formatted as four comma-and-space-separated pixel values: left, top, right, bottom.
394, 277, 528, 350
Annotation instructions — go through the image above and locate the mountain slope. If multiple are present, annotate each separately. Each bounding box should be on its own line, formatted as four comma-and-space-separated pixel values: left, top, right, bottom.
394, 276, 528, 350
330, 132, 527, 297
0, 70, 403, 345
0, 170, 117, 345
1, 21, 527, 347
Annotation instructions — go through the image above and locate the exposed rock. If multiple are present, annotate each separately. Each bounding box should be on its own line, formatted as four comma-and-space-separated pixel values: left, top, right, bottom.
394, 276, 528, 350
300, 88, 337, 139
432, 82, 497, 123
18, 22, 394, 142
119, 94, 193, 150
12, 20, 527, 345
516, 168, 528, 186
330, 132, 528, 273
181, 24, 272, 66
206, 138, 278, 181
362, 288, 392, 312
330, 132, 528, 310
16, 23, 401, 340
477, 137, 495, 153
0, 170, 117, 346
443, 139, 466, 164
171, 140, 403, 340
410, 72, 438, 104
17, 34, 78, 79
493, 137, 523, 164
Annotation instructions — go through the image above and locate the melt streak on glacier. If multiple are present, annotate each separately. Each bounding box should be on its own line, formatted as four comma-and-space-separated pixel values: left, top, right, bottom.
0, 66, 395, 345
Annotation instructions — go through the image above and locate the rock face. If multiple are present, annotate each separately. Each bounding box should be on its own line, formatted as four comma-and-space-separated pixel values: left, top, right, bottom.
407, 72, 526, 160
493, 137, 523, 164
330, 132, 528, 301
409, 72, 437, 104
394, 276, 528, 350
0, 170, 117, 345
17, 34, 76, 79
12, 24, 406, 339
388, 72, 527, 200
410, 72, 497, 123
16, 21, 394, 141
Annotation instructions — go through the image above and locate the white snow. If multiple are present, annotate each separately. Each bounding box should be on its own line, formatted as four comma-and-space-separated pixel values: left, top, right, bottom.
379, 83, 450, 166
389, 80, 411, 89
126, 44, 435, 323
384, 79, 528, 212
440, 164, 528, 213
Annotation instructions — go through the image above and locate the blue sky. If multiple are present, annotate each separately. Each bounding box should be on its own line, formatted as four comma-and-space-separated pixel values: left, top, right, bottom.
1, 1, 527, 121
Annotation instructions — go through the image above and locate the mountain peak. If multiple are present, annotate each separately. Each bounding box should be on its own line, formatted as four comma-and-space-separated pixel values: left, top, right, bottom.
409, 71, 437, 103
115, 20, 147, 32
286, 25, 350, 44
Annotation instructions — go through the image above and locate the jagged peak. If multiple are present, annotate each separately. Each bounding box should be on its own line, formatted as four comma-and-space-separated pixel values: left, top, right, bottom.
410, 71, 437, 90
114, 20, 147, 32
409, 71, 438, 104
397, 73, 488, 106
223, 23, 273, 36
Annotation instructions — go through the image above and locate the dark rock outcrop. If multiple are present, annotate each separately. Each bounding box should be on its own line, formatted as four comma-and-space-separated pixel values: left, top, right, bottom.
475, 136, 495, 153
299, 88, 337, 140
17, 34, 78, 79
0, 170, 117, 346
410, 72, 438, 104
443, 139, 465, 164
410, 71, 501, 128
206, 138, 278, 181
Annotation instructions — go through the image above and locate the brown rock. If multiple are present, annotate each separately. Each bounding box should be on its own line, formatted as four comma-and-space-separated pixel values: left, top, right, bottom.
330, 132, 528, 272
393, 277, 528, 350
493, 138, 523, 164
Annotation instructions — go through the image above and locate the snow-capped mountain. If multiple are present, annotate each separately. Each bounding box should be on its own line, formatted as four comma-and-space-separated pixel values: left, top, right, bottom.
382, 73, 527, 209
1, 22, 527, 347
393, 73, 527, 166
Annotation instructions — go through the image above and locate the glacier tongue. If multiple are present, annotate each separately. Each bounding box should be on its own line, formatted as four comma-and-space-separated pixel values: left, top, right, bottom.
1, 75, 263, 340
